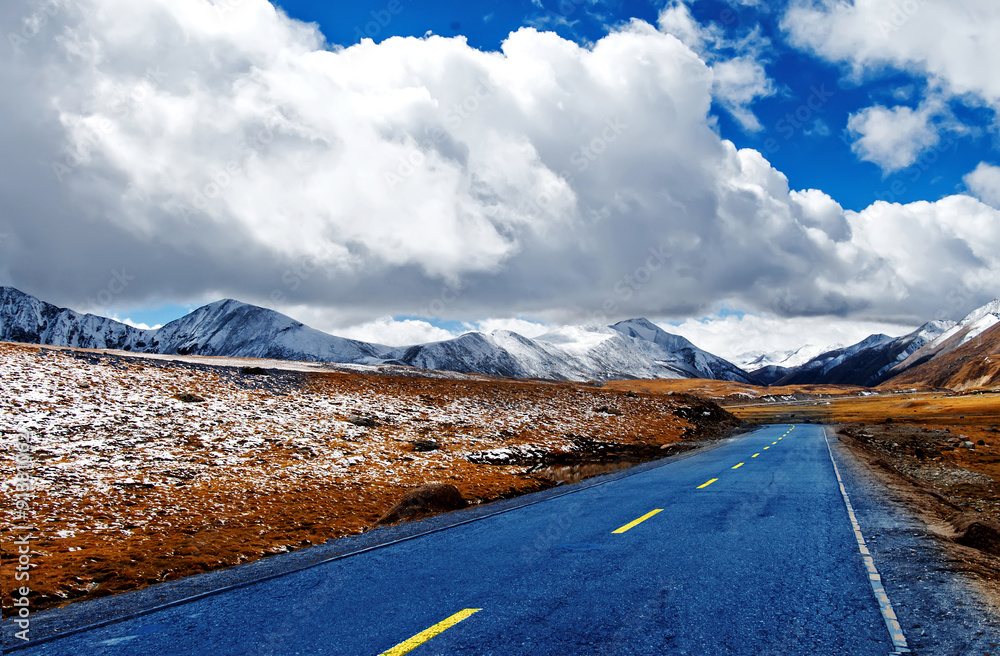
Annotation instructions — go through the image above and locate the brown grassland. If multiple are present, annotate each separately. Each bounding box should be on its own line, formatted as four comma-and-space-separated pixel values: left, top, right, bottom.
0, 342, 742, 617
5, 337, 999, 620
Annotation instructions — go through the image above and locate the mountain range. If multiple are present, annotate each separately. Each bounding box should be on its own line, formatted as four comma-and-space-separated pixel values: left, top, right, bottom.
2, 286, 998, 389
734, 343, 843, 372
757, 320, 956, 388
0, 287, 757, 383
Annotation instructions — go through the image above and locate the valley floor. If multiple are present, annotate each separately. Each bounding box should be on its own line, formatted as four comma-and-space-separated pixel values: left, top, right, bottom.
6, 338, 999, 626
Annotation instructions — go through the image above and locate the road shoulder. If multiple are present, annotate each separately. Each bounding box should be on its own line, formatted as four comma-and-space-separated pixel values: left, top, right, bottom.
828, 427, 1000, 653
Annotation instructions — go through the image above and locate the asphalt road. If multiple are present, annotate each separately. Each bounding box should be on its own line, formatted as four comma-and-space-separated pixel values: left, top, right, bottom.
12, 425, 912, 654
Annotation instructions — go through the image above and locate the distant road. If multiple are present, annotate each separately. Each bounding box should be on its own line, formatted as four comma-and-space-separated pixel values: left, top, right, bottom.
15, 425, 909, 655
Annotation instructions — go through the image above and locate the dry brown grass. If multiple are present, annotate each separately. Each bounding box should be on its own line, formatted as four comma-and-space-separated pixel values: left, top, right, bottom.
1, 342, 742, 616
730, 390, 1000, 437
602, 377, 917, 404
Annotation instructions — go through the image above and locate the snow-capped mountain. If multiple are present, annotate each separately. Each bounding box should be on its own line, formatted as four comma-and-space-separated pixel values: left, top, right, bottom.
608, 319, 759, 383
886, 320, 1000, 390
771, 321, 953, 387
6, 284, 987, 388
734, 343, 842, 371
149, 299, 391, 364
0, 287, 754, 383
886, 299, 1000, 378
389, 320, 761, 383
0, 287, 392, 365
1, 286, 148, 351
389, 331, 584, 380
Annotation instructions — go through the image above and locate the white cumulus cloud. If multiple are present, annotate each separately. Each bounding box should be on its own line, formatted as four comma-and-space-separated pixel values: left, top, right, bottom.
965, 162, 1000, 209
663, 314, 914, 364
846, 101, 943, 173
658, 1, 775, 132
782, 0, 1000, 168
471, 317, 551, 338
0, 0, 997, 336
333, 316, 457, 347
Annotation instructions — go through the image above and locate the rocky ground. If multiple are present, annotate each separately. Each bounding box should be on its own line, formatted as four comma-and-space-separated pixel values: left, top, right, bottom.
0, 341, 744, 616
836, 422, 1000, 548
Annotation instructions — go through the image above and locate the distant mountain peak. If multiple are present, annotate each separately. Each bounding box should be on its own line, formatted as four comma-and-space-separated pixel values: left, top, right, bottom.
611, 318, 695, 349
613, 317, 660, 331
960, 298, 1000, 327
13, 286, 985, 387
1, 288, 764, 384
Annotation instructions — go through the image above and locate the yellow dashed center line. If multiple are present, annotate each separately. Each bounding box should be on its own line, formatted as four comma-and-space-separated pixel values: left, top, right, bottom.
732, 462, 744, 470
612, 509, 663, 534
772, 441, 778, 445
697, 478, 719, 489
752, 453, 760, 458
764, 446, 770, 450
379, 609, 482, 656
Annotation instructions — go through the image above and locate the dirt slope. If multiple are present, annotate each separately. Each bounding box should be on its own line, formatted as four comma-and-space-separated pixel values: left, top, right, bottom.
884, 322, 1000, 391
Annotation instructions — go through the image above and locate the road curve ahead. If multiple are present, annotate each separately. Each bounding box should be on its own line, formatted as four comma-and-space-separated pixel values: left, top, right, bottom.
16, 425, 904, 655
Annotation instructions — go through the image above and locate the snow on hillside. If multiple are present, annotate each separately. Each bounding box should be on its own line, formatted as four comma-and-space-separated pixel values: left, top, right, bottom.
0, 286, 148, 351
735, 343, 842, 370
921, 300, 1000, 353
947, 299, 1000, 347
0, 340, 723, 611
0, 287, 754, 384
609, 319, 760, 384
536, 325, 688, 381
151, 299, 391, 364
774, 320, 954, 387
888, 300, 1000, 377
390, 331, 583, 380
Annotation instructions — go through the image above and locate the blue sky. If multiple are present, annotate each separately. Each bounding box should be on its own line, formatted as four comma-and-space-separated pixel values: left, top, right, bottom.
3, 0, 999, 358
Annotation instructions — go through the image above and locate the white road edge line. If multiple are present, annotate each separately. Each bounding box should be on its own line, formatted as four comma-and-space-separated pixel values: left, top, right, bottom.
823, 428, 910, 655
